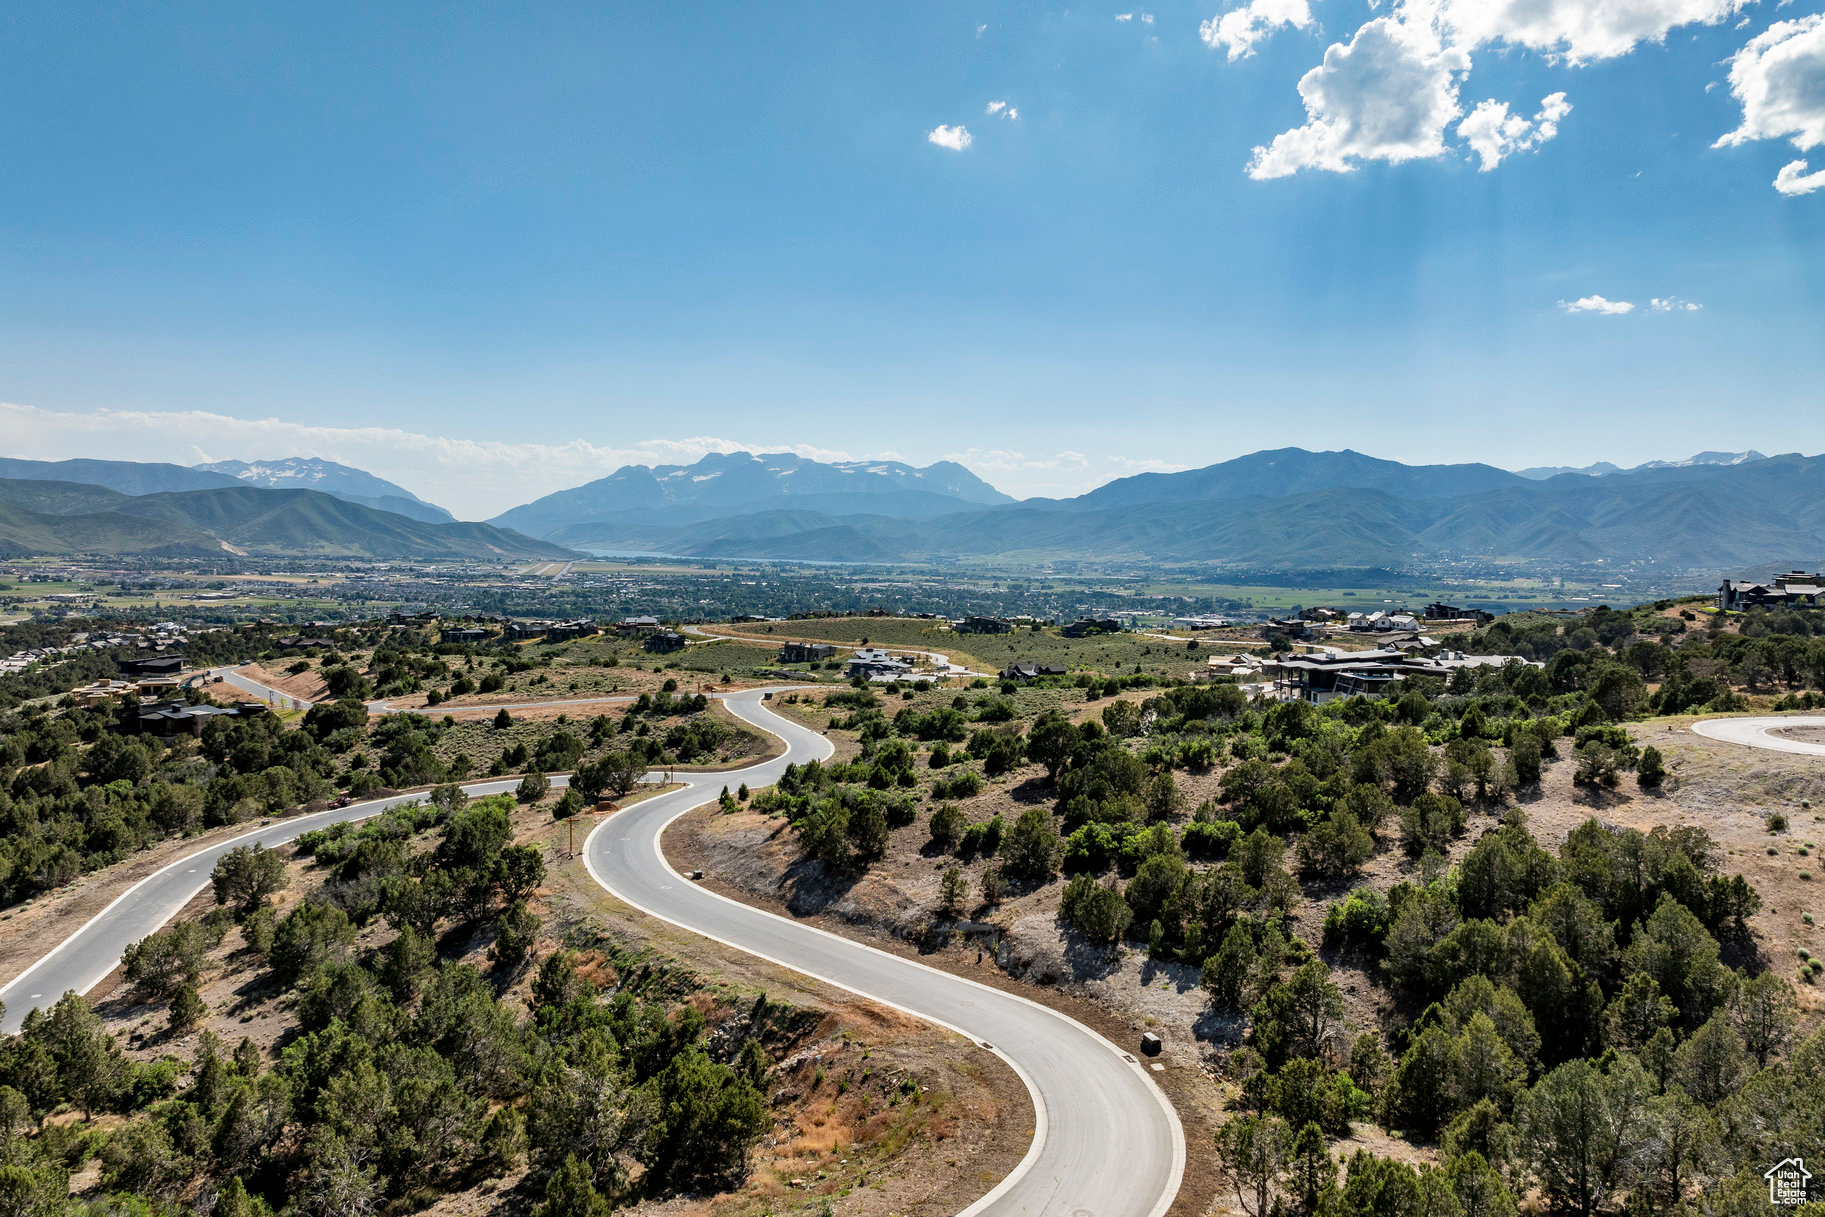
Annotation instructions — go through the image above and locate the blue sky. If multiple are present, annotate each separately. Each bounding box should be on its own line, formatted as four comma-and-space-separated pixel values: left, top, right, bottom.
1, 0, 1821, 517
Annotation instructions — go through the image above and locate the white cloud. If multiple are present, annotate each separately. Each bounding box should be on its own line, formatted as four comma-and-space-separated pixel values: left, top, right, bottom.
945, 449, 1092, 475
1458, 92, 1571, 169
1249, 0, 1757, 178
0, 401, 879, 520
1116, 12, 1134, 20
986, 100, 1020, 120
1247, 17, 1472, 179
1715, 14, 1825, 170
1141, 12, 1155, 23
1774, 158, 1825, 193
1560, 295, 1636, 314
976, 23, 987, 36
927, 124, 973, 151
1418, 0, 1753, 65
1650, 296, 1703, 311
1200, 0, 1315, 61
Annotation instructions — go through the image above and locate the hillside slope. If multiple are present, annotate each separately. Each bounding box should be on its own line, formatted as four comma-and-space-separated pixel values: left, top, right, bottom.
0, 458, 240, 496
195, 457, 454, 524
565, 452, 1825, 571
493, 450, 1012, 539
0, 479, 574, 561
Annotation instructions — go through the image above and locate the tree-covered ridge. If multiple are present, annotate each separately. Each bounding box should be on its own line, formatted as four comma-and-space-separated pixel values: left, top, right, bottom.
1215, 808, 1816, 1217
751, 628, 1816, 1217
0, 645, 748, 912
1465, 601, 1825, 711
0, 793, 781, 1216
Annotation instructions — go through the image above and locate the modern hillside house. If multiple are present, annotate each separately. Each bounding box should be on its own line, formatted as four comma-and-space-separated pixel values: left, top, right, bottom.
779, 642, 837, 663
131, 699, 268, 737
1717, 570, 1825, 612
119, 655, 186, 678
848, 647, 915, 680
1265, 648, 1538, 704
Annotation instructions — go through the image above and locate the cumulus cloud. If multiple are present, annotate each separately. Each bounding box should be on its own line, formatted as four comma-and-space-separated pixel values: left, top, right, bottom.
1560, 295, 1636, 314
1650, 296, 1703, 311
927, 124, 973, 150
1200, 0, 1315, 61
945, 449, 1092, 475
1774, 158, 1825, 193
986, 100, 1020, 119
1247, 17, 1472, 179
1458, 92, 1571, 169
1419, 0, 1753, 65
0, 401, 875, 520
1715, 14, 1825, 178
1248, 0, 1755, 178
1116, 12, 1134, 20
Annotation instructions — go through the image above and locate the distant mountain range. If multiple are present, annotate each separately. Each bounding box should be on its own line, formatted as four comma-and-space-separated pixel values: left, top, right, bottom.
3, 445, 1819, 573
0, 458, 243, 497
1515, 450, 1767, 480
0, 478, 571, 562
194, 458, 453, 524
489, 446, 1825, 573
0, 456, 454, 524
491, 451, 1012, 546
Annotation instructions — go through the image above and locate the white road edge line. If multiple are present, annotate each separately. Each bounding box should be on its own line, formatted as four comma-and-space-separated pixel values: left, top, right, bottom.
583, 696, 1186, 1217
3, 690, 1187, 1217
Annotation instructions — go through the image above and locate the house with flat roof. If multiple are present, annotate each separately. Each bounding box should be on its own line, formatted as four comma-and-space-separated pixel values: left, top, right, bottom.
644, 630, 688, 653
1265, 648, 1538, 704
848, 647, 914, 680
120, 655, 186, 678
780, 642, 837, 663
999, 663, 1066, 682
131, 700, 267, 738
957, 615, 1013, 634
1718, 570, 1825, 612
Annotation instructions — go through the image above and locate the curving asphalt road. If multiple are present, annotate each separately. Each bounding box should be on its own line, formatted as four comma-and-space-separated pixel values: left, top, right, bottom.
1692, 715, 1825, 757
0, 689, 1185, 1217
0, 776, 526, 1034
586, 691, 1184, 1217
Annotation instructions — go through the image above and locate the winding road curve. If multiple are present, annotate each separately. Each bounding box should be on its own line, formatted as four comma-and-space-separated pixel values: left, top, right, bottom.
1691, 715, 1825, 757
0, 689, 1184, 1217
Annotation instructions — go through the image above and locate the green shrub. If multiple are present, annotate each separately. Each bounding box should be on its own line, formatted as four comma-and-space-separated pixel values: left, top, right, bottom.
1060, 874, 1132, 945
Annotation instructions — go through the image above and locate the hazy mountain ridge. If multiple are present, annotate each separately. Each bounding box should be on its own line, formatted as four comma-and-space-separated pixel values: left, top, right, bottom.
1053, 448, 1530, 511
562, 451, 1825, 571
0, 478, 573, 561
1515, 450, 1766, 480
194, 457, 455, 524
0, 458, 242, 497
491, 451, 1012, 539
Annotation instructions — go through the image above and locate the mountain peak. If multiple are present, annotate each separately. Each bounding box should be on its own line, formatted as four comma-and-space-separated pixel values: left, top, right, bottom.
194, 457, 453, 523
1515, 450, 1769, 480
491, 451, 1012, 540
